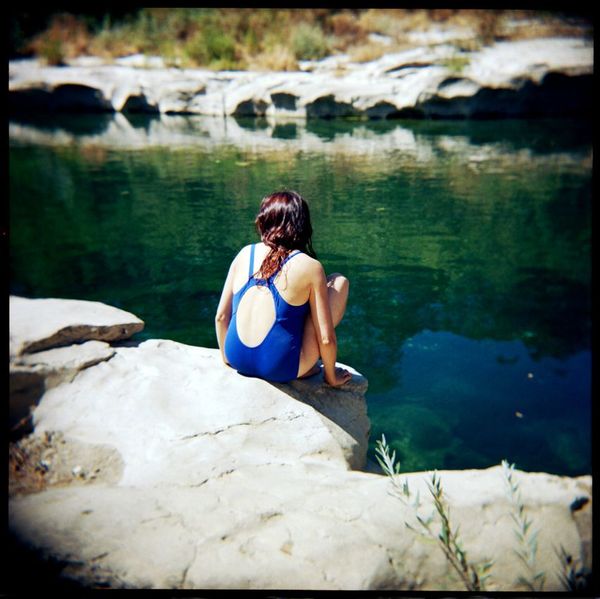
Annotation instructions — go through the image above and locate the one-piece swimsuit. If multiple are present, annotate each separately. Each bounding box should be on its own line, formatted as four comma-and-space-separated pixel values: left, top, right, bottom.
224, 243, 310, 382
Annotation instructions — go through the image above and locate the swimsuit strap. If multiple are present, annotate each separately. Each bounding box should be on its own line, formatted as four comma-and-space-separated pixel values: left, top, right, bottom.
267, 249, 301, 282
279, 249, 301, 269
248, 243, 256, 278
250, 245, 301, 282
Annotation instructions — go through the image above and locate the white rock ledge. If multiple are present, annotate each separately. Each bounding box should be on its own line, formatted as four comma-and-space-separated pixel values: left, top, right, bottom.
9, 296, 144, 357
8, 297, 592, 590
8, 37, 592, 119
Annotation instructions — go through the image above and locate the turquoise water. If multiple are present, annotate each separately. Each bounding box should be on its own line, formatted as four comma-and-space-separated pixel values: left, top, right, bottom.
9, 114, 591, 475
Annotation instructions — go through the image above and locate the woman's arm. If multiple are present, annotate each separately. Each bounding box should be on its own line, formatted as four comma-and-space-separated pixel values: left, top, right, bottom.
308, 262, 349, 387
215, 259, 236, 365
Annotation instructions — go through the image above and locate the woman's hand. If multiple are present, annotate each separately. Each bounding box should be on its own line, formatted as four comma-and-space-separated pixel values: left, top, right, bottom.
325, 367, 352, 387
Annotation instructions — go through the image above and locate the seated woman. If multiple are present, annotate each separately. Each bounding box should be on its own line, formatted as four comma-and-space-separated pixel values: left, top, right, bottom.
215, 190, 351, 387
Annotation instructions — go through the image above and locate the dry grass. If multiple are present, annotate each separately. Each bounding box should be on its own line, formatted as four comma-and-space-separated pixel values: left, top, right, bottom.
247, 45, 299, 72
15, 9, 592, 69
26, 13, 93, 65
348, 42, 392, 63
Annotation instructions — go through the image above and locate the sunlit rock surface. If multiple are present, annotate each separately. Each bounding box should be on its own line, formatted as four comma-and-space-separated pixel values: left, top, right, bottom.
7, 297, 591, 590
9, 37, 592, 119
9, 296, 144, 437
9, 296, 144, 357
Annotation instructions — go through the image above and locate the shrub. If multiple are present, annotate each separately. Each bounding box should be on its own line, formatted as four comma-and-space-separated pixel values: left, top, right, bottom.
441, 54, 471, 73
328, 11, 366, 39
291, 23, 329, 60
38, 38, 66, 66
185, 28, 237, 67
28, 13, 92, 64
377, 435, 591, 592
349, 42, 388, 63
249, 46, 298, 71
376, 434, 492, 591
474, 9, 503, 45
502, 460, 546, 591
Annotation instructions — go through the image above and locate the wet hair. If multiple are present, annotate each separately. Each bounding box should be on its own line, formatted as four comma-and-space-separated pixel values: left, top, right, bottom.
254, 190, 316, 279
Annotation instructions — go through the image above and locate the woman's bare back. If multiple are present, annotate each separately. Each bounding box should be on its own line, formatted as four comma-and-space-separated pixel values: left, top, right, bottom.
230, 242, 313, 348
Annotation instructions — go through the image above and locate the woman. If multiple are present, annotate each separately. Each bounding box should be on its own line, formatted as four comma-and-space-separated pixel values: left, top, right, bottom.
215, 190, 352, 387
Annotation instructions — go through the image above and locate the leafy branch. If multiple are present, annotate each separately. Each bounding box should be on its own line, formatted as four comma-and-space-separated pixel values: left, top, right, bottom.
501, 459, 545, 591
376, 434, 492, 591
555, 544, 591, 590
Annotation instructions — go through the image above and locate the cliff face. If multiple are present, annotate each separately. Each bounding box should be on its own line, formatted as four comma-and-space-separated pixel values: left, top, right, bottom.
8, 296, 591, 590
9, 37, 592, 119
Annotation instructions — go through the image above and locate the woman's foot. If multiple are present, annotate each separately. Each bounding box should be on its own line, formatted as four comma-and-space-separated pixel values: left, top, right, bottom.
298, 363, 321, 379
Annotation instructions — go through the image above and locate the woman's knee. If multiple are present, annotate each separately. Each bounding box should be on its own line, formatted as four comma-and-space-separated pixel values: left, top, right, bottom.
326, 273, 349, 326
327, 272, 349, 295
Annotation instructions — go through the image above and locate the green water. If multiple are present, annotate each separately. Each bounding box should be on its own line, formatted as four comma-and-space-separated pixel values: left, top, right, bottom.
9, 114, 591, 475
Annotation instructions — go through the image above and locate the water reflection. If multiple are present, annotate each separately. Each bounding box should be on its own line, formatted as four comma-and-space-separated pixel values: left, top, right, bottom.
9, 114, 591, 475
9, 112, 593, 164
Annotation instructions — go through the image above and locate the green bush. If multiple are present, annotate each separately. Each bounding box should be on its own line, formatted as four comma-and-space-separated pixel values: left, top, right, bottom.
185, 28, 237, 67
291, 23, 329, 60
441, 54, 471, 74
39, 38, 65, 65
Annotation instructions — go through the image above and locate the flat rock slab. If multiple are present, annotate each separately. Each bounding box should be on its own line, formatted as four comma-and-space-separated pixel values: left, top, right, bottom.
12, 340, 116, 373
9, 341, 117, 435
6, 298, 591, 591
9, 463, 591, 590
29, 341, 369, 483
9, 296, 144, 357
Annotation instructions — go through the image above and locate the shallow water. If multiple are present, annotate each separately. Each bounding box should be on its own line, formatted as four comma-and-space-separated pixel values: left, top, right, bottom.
9, 114, 591, 475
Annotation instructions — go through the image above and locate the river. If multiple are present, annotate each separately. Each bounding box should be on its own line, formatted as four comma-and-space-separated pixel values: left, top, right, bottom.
9, 113, 591, 475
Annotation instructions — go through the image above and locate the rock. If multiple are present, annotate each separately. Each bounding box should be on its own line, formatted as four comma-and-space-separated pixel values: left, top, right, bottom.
274, 368, 370, 470
406, 27, 473, 46
466, 38, 592, 84
7, 298, 591, 591
13, 340, 116, 373
9, 296, 143, 437
9, 369, 45, 438
114, 54, 171, 69
28, 340, 368, 484
8, 37, 592, 119
9, 340, 116, 436
9, 296, 144, 357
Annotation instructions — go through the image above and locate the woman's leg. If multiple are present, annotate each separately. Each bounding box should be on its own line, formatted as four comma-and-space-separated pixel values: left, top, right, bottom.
297, 273, 349, 378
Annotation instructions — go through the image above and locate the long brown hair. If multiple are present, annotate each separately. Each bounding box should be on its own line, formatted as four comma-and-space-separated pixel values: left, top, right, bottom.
254, 190, 316, 279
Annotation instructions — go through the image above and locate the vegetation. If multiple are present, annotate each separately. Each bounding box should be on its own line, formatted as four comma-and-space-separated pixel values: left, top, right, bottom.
376, 435, 590, 591
501, 459, 546, 591
440, 54, 471, 74
376, 434, 493, 590
555, 544, 592, 590
502, 460, 592, 591
10, 9, 592, 70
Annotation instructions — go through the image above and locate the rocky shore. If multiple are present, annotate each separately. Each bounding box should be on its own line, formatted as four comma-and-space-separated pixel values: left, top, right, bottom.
9, 36, 592, 119
8, 295, 592, 590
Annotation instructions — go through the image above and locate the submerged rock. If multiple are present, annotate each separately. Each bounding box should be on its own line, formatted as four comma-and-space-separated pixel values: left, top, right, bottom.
7, 297, 591, 591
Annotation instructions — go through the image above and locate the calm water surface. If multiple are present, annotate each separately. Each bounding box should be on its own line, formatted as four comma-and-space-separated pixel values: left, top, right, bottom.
9, 114, 591, 475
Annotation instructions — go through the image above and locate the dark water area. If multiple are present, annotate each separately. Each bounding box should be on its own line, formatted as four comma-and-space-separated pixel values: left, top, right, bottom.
9, 114, 591, 476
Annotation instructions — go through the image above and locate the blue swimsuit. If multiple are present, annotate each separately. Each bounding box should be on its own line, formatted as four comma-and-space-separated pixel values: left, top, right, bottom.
224, 244, 310, 383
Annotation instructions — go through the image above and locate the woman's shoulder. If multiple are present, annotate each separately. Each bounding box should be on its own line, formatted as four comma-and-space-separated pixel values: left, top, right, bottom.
292, 251, 324, 277
233, 243, 254, 261
227, 244, 253, 275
